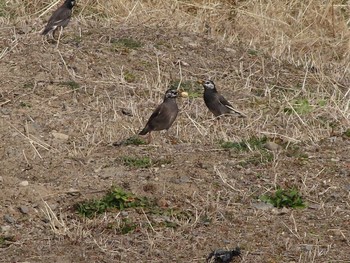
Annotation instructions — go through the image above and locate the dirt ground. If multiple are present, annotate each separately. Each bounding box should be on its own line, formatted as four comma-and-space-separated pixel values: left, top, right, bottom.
0, 16, 350, 263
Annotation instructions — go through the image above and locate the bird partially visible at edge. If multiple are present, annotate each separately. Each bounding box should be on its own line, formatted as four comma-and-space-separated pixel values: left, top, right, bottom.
201, 80, 246, 118
139, 89, 179, 143
41, 0, 76, 36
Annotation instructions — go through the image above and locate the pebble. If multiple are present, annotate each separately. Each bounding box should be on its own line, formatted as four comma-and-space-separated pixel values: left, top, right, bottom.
3, 215, 15, 224
272, 207, 289, 215
0, 176, 3, 183
171, 176, 191, 184
19, 180, 29, 187
1, 225, 11, 233
19, 206, 29, 214
67, 188, 80, 196
301, 244, 313, 251
251, 202, 274, 210
0, 108, 11, 115
52, 131, 69, 141
48, 203, 58, 211
121, 211, 128, 217
264, 141, 280, 151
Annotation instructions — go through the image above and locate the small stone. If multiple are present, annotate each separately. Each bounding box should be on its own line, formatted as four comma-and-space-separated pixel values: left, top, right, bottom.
264, 141, 280, 151
1, 225, 11, 233
4, 215, 15, 224
157, 198, 168, 208
19, 180, 29, 187
121, 211, 128, 217
52, 131, 69, 141
48, 203, 58, 211
308, 203, 321, 210
224, 47, 237, 53
171, 176, 191, 184
67, 188, 80, 196
301, 244, 313, 251
271, 207, 289, 215
19, 206, 29, 214
0, 108, 11, 115
252, 202, 274, 210
0, 176, 3, 183
280, 207, 289, 214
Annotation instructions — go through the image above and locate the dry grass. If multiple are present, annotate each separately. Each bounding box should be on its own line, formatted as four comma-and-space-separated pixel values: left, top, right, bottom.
0, 0, 349, 262
1, 0, 349, 145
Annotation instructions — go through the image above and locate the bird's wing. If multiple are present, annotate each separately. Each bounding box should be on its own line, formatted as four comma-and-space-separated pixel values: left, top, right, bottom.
218, 94, 246, 117
148, 103, 163, 121
47, 8, 71, 28
218, 94, 234, 109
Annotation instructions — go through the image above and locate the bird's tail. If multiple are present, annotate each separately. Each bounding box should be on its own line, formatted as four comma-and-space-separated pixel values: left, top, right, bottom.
226, 105, 247, 118
139, 128, 149, 135
41, 27, 51, 35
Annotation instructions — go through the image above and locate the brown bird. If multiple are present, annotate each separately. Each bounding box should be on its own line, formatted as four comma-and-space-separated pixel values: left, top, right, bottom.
139, 89, 179, 143
201, 80, 245, 118
41, 0, 75, 36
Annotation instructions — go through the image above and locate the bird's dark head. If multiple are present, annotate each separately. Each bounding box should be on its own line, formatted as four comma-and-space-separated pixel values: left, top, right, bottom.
201, 80, 216, 91
164, 89, 178, 99
66, 0, 76, 8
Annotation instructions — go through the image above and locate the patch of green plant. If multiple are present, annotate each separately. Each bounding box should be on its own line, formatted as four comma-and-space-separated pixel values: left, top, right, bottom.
163, 221, 178, 228
286, 146, 309, 159
76, 187, 150, 218
260, 187, 306, 209
284, 99, 313, 115
23, 82, 34, 89
238, 150, 273, 166
248, 49, 259, 56
0, 1, 6, 17
107, 218, 138, 234
123, 71, 136, 82
343, 128, 350, 138
122, 136, 147, 146
19, 101, 31, 107
317, 100, 327, 107
220, 136, 268, 151
170, 80, 202, 99
59, 81, 80, 90
200, 215, 212, 225
153, 158, 172, 166
120, 218, 138, 234
122, 156, 151, 168
154, 40, 171, 49
0, 236, 15, 248
76, 187, 194, 231
72, 36, 82, 44
111, 38, 142, 49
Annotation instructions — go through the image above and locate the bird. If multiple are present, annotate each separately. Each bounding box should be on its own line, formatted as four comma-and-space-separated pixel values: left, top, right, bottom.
41, 0, 76, 36
139, 89, 179, 143
201, 80, 245, 118
207, 247, 242, 263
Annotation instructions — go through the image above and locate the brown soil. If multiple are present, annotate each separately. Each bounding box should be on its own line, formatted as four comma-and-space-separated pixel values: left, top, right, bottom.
0, 18, 349, 263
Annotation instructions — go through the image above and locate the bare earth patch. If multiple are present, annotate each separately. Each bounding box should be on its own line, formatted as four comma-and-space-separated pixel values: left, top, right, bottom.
0, 6, 349, 263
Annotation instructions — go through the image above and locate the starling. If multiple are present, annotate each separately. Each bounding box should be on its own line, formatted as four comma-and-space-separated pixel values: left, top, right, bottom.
41, 0, 75, 36
207, 247, 242, 263
201, 80, 245, 118
139, 89, 179, 143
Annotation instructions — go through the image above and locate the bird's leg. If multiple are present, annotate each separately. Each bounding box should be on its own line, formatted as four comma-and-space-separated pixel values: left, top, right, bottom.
56, 27, 63, 48
165, 130, 177, 144
146, 132, 152, 144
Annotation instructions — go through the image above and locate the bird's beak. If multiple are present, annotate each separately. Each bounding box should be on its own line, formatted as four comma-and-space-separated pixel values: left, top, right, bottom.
197, 80, 204, 84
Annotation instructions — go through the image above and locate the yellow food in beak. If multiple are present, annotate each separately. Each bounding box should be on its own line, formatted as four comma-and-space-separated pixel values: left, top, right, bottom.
180, 91, 189, 98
